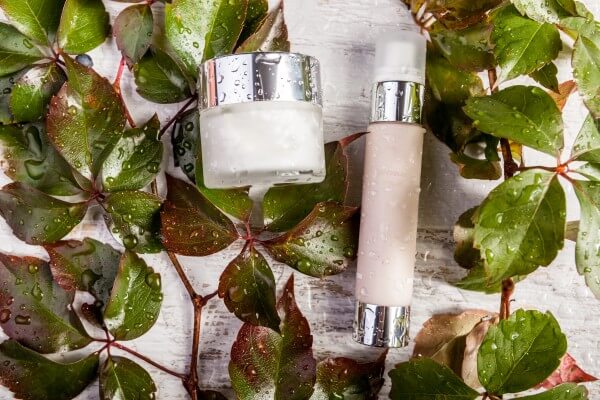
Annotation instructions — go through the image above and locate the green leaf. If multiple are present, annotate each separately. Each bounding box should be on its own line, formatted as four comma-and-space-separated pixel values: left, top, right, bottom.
388, 358, 479, 400
530, 62, 559, 93
0, 0, 65, 45
237, 0, 268, 45
236, 2, 290, 53
513, 0, 577, 23
0, 69, 27, 124
573, 180, 600, 299
57, 0, 109, 54
229, 275, 316, 400
427, 49, 485, 105
0, 124, 89, 196
0, 182, 87, 245
0, 23, 44, 77
114, 4, 154, 66
103, 250, 163, 340
571, 114, 600, 163
310, 353, 386, 400
101, 115, 163, 192
575, 163, 600, 181
464, 85, 563, 156
0, 340, 98, 400
10, 62, 66, 122
104, 191, 163, 254
430, 22, 495, 72
474, 170, 566, 282
491, 5, 562, 83
263, 142, 347, 232
453, 207, 481, 269
172, 109, 252, 220
160, 175, 238, 256
47, 54, 126, 180
133, 47, 192, 104
0, 254, 91, 353
518, 384, 588, 400
218, 246, 280, 331
45, 238, 120, 308
264, 202, 358, 278
572, 32, 600, 118
100, 356, 157, 400
456, 264, 503, 294
450, 152, 502, 180
165, 0, 249, 77
478, 309, 567, 394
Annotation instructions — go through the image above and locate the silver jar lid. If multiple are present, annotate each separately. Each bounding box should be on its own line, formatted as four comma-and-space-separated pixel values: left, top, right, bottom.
198, 52, 322, 110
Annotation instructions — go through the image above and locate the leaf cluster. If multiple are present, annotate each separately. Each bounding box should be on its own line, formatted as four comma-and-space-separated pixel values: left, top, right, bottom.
409, 0, 600, 296
390, 309, 592, 399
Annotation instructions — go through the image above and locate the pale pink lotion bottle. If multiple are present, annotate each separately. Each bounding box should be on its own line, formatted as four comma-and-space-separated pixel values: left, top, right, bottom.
353, 30, 426, 347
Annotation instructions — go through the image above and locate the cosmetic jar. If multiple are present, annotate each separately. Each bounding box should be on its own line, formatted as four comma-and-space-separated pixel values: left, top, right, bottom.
198, 52, 325, 189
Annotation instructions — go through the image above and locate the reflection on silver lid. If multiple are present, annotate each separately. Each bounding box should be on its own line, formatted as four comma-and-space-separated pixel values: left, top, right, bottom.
353, 302, 410, 348
198, 52, 322, 109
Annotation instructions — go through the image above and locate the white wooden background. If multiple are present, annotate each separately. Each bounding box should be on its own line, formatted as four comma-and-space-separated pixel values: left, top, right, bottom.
1, 0, 600, 398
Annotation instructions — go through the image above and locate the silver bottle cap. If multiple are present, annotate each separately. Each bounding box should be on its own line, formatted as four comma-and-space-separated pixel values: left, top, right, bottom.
198, 52, 322, 110
353, 302, 410, 348
370, 81, 424, 124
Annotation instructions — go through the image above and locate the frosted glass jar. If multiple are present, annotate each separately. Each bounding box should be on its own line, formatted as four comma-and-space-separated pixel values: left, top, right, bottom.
198, 52, 325, 189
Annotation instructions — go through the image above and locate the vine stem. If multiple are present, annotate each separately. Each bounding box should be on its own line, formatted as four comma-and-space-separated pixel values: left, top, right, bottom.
113, 56, 137, 128
488, 68, 515, 320
159, 96, 198, 138
111, 342, 187, 379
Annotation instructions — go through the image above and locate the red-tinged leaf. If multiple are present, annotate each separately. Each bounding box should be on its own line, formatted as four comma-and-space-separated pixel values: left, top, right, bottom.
263, 142, 349, 232
539, 354, 598, 389
549, 81, 577, 111
229, 275, 316, 400
264, 202, 359, 278
406, 0, 503, 29
0, 182, 87, 245
236, 2, 290, 53
311, 352, 387, 400
0, 340, 99, 400
218, 246, 280, 331
103, 251, 163, 341
0, 253, 91, 353
463, 316, 499, 388
412, 310, 497, 378
0, 123, 90, 196
161, 175, 238, 256
237, 0, 268, 45
114, 4, 154, 66
45, 238, 120, 311
46, 54, 126, 180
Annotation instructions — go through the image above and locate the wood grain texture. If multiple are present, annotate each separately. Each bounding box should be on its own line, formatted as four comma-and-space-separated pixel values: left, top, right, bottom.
0, 0, 599, 398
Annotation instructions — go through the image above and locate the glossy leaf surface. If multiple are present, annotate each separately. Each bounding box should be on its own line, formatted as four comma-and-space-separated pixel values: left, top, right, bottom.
58, 0, 110, 54
47, 55, 126, 180
473, 170, 566, 283
0, 124, 88, 196
0, 0, 65, 44
264, 202, 358, 278
0, 254, 91, 353
161, 175, 238, 256
218, 246, 280, 331
100, 356, 157, 400
0, 182, 87, 245
103, 251, 163, 340
0, 340, 98, 400
114, 4, 154, 65
10, 63, 66, 122
478, 309, 567, 394
101, 115, 163, 192
104, 191, 163, 254
0, 23, 44, 77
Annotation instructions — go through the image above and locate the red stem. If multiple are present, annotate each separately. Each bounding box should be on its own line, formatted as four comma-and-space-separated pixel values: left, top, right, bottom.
113, 56, 137, 128
111, 342, 186, 379
159, 96, 198, 138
